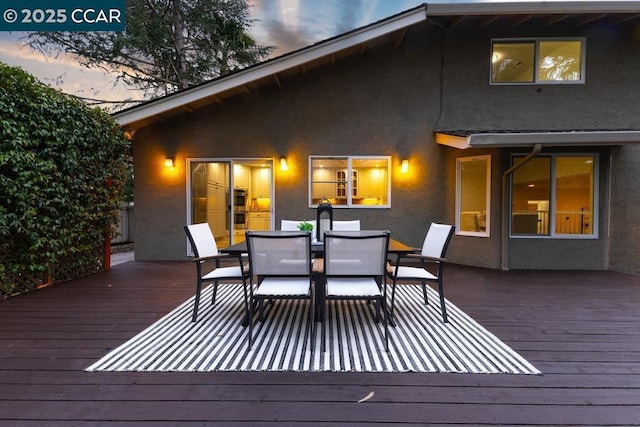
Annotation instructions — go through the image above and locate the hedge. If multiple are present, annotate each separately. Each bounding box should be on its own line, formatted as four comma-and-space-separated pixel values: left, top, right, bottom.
0, 62, 129, 297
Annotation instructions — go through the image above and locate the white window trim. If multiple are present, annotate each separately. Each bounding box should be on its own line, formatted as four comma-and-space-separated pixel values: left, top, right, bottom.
490, 37, 586, 85
308, 155, 391, 208
509, 153, 599, 239
456, 155, 491, 238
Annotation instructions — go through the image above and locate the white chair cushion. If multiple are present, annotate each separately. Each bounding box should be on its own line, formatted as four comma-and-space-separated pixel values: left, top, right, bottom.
326, 277, 381, 297
202, 265, 245, 280
254, 277, 311, 296
393, 265, 437, 281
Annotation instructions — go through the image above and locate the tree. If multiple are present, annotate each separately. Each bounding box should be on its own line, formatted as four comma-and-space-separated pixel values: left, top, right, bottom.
24, 0, 272, 100
0, 62, 129, 296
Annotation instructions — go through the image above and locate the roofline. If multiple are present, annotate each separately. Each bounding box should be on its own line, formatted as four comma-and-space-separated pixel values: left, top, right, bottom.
114, 5, 428, 127
436, 131, 640, 149
427, 1, 640, 16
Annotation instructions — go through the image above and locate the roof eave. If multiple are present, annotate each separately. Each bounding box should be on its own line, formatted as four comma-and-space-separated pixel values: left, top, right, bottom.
436, 131, 640, 149
114, 6, 427, 129
427, 1, 640, 16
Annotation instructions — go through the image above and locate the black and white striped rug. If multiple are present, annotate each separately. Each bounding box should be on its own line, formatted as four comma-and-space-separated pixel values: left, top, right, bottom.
86, 284, 540, 374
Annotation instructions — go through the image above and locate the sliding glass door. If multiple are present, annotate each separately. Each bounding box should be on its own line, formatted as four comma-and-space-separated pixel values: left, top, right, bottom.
188, 158, 273, 249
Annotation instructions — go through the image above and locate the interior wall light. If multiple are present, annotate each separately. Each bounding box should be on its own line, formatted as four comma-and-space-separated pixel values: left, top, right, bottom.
164, 157, 174, 167
400, 159, 409, 173
280, 155, 289, 171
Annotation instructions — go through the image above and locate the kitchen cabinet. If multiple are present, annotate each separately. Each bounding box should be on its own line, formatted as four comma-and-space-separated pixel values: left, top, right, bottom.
337, 169, 358, 197
206, 163, 227, 187
247, 212, 271, 231
207, 182, 227, 237
252, 167, 271, 197
233, 164, 249, 189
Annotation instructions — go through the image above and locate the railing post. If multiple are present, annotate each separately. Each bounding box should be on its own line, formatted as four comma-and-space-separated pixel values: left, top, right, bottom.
104, 229, 111, 270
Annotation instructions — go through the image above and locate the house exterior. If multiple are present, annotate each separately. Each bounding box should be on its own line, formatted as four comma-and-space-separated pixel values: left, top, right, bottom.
115, 2, 640, 276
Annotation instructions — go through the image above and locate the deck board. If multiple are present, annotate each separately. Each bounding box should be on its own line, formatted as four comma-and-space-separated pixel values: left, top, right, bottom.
1, 261, 639, 425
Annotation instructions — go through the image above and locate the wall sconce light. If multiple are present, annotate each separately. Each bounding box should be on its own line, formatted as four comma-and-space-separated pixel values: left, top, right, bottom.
280, 156, 289, 171
164, 157, 174, 167
401, 159, 409, 173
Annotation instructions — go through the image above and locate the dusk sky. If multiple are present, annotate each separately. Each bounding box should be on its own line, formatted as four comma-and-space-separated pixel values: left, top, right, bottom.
0, 0, 429, 107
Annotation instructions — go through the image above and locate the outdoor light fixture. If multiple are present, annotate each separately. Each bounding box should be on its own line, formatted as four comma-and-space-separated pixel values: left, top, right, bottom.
280, 156, 289, 171
165, 157, 174, 167
401, 159, 409, 173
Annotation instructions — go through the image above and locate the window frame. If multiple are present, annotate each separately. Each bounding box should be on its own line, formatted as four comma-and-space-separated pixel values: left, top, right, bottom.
490, 37, 586, 85
509, 153, 598, 239
456, 155, 491, 238
308, 155, 391, 209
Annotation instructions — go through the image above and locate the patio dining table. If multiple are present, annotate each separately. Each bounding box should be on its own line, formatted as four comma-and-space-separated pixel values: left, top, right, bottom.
221, 233, 415, 257
221, 231, 416, 323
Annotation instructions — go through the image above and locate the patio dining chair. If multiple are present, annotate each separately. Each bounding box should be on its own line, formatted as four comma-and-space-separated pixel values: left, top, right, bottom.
184, 223, 250, 323
332, 220, 361, 230
245, 231, 314, 350
322, 230, 390, 351
387, 222, 455, 323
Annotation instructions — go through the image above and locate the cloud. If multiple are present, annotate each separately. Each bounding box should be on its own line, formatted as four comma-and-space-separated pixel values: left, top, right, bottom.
1, 0, 426, 105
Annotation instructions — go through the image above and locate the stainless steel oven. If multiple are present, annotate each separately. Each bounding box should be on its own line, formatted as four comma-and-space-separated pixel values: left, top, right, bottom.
233, 189, 247, 229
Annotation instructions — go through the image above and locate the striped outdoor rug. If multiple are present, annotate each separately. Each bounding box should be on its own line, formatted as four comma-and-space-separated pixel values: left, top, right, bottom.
86, 284, 540, 374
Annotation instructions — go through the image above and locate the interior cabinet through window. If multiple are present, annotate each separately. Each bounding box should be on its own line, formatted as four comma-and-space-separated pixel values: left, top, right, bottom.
309, 156, 390, 208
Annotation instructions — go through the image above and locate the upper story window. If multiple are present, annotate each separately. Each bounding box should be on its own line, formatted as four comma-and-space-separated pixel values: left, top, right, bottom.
491, 38, 585, 85
309, 156, 391, 208
510, 154, 597, 238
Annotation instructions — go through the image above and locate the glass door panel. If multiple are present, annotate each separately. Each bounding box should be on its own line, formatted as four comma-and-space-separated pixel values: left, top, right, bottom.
190, 159, 273, 249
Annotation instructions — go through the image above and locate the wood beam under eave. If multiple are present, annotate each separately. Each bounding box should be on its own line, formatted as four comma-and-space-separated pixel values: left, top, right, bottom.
426, 16, 448, 28
211, 95, 222, 103
240, 85, 250, 94
448, 15, 466, 28
359, 42, 368, 55
181, 104, 195, 113
610, 13, 640, 24
543, 14, 569, 26
575, 14, 607, 26
508, 14, 533, 28
330, 54, 336, 64
392, 29, 407, 49
479, 15, 499, 28
273, 74, 282, 90
300, 63, 307, 74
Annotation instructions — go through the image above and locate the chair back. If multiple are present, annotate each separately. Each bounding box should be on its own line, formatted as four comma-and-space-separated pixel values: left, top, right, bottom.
184, 223, 219, 258
281, 219, 316, 232
246, 231, 312, 276
324, 230, 389, 276
421, 222, 455, 258
332, 220, 361, 231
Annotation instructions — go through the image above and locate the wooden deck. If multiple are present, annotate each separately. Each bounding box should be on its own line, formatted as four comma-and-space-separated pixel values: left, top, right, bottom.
1, 261, 640, 426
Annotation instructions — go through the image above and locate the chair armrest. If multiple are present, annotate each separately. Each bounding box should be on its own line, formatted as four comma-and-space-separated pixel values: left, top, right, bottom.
193, 253, 232, 263
404, 253, 447, 263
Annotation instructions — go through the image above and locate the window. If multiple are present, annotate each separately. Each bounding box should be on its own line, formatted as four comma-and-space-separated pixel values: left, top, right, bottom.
491, 38, 585, 84
456, 155, 491, 237
510, 154, 597, 237
309, 156, 390, 208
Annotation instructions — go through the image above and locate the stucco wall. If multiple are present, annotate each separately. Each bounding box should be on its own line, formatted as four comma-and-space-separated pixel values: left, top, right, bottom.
609, 145, 640, 276
433, 24, 640, 272
436, 25, 640, 131
133, 28, 451, 260
132, 20, 640, 274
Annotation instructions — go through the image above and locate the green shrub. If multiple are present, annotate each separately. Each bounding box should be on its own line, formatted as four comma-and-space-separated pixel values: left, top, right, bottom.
0, 62, 129, 296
